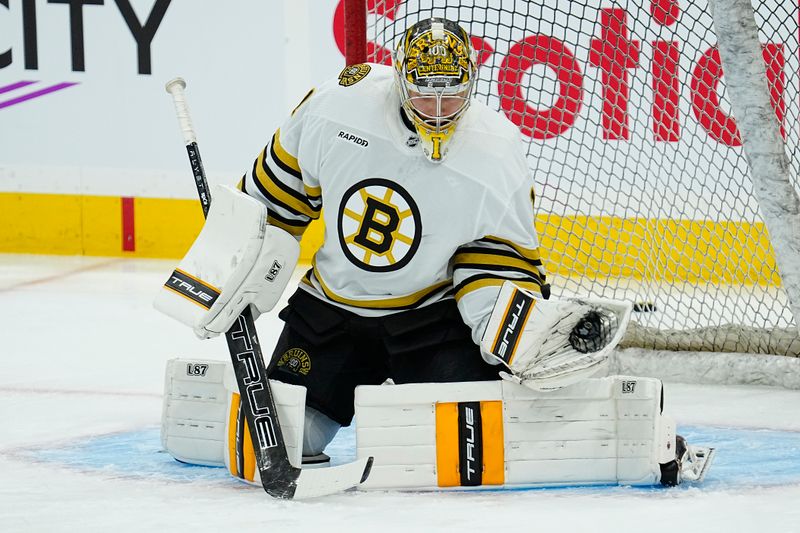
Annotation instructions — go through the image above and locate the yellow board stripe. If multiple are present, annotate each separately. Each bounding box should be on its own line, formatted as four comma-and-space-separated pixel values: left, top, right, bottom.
480, 401, 505, 486
0, 192, 784, 287
228, 393, 240, 478
535, 214, 781, 284
435, 402, 461, 487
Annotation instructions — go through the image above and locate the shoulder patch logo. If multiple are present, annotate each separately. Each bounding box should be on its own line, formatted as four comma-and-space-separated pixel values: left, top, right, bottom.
338, 63, 371, 86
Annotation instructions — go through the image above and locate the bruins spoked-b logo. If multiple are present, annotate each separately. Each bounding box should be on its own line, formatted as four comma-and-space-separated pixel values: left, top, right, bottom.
337, 178, 422, 272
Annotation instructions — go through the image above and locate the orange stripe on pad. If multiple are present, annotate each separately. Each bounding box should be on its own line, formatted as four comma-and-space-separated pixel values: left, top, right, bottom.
228, 393, 240, 478
480, 401, 505, 486
435, 401, 505, 487
435, 402, 461, 487
242, 420, 256, 482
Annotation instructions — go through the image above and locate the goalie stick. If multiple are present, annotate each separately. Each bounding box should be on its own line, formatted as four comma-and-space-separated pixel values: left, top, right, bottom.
164, 77, 372, 499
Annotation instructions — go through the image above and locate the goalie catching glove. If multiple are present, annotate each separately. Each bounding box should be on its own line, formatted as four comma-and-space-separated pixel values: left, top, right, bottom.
480, 281, 632, 391
154, 184, 299, 338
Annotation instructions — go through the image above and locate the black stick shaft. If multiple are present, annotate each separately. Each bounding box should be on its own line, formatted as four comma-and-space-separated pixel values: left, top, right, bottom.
186, 142, 211, 217
165, 77, 300, 498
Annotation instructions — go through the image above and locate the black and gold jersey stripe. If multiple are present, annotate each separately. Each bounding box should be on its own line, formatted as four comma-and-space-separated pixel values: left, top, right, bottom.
452, 247, 545, 282
252, 149, 321, 219
243, 129, 321, 221
270, 129, 303, 180
453, 273, 545, 302
268, 131, 323, 207
239, 172, 307, 236
240, 128, 322, 237
301, 265, 453, 311
266, 209, 309, 237
451, 236, 548, 302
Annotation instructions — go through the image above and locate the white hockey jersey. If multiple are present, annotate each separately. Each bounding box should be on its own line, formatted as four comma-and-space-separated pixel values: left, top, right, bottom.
239, 63, 547, 349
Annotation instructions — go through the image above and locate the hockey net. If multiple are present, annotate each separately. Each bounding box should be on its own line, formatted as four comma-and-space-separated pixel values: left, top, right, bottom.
347, 0, 800, 358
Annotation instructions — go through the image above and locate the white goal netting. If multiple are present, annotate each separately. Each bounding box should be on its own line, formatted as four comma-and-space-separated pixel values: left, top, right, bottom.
364, 0, 800, 356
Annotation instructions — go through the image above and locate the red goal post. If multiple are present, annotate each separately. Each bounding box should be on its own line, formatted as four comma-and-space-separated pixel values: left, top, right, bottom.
341, 0, 800, 366
343, 0, 368, 65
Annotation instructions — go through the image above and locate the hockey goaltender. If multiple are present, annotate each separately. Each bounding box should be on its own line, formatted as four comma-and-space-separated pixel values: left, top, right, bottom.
155, 17, 713, 493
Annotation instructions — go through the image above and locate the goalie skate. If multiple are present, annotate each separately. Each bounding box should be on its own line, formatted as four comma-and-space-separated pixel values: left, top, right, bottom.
663, 435, 715, 485
680, 440, 716, 484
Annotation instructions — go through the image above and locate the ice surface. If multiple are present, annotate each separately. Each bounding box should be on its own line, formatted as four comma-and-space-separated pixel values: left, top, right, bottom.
1, 254, 799, 533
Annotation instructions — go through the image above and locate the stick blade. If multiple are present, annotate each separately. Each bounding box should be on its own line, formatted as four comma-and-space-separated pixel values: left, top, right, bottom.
290, 457, 374, 500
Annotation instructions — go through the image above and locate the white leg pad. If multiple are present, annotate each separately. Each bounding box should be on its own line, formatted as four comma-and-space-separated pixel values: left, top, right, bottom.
161, 358, 229, 466
161, 358, 306, 478
354, 375, 675, 490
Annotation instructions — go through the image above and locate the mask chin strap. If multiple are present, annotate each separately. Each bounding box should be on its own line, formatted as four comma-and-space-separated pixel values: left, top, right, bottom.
420, 98, 466, 163
398, 106, 446, 162
417, 125, 447, 162
413, 108, 457, 163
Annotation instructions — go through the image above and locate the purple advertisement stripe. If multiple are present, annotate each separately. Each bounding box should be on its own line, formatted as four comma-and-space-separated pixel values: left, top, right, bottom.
0, 81, 38, 95
0, 82, 79, 110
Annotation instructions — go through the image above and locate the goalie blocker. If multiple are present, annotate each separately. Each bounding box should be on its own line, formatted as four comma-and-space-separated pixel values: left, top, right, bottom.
161, 359, 713, 489
153, 184, 299, 339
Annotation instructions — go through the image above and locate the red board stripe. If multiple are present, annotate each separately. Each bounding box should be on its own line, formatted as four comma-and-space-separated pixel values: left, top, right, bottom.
121, 197, 135, 252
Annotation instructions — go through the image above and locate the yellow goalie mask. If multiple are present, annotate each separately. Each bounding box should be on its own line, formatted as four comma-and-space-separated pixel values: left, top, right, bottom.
394, 18, 477, 162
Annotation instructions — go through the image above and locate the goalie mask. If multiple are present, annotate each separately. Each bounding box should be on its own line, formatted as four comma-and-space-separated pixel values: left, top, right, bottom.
394, 18, 477, 162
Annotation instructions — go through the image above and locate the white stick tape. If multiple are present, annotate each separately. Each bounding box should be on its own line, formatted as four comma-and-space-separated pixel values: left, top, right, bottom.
165, 77, 197, 145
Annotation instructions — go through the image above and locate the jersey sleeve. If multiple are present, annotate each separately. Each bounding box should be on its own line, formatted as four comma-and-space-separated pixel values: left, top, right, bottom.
238, 88, 322, 239
453, 172, 549, 356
